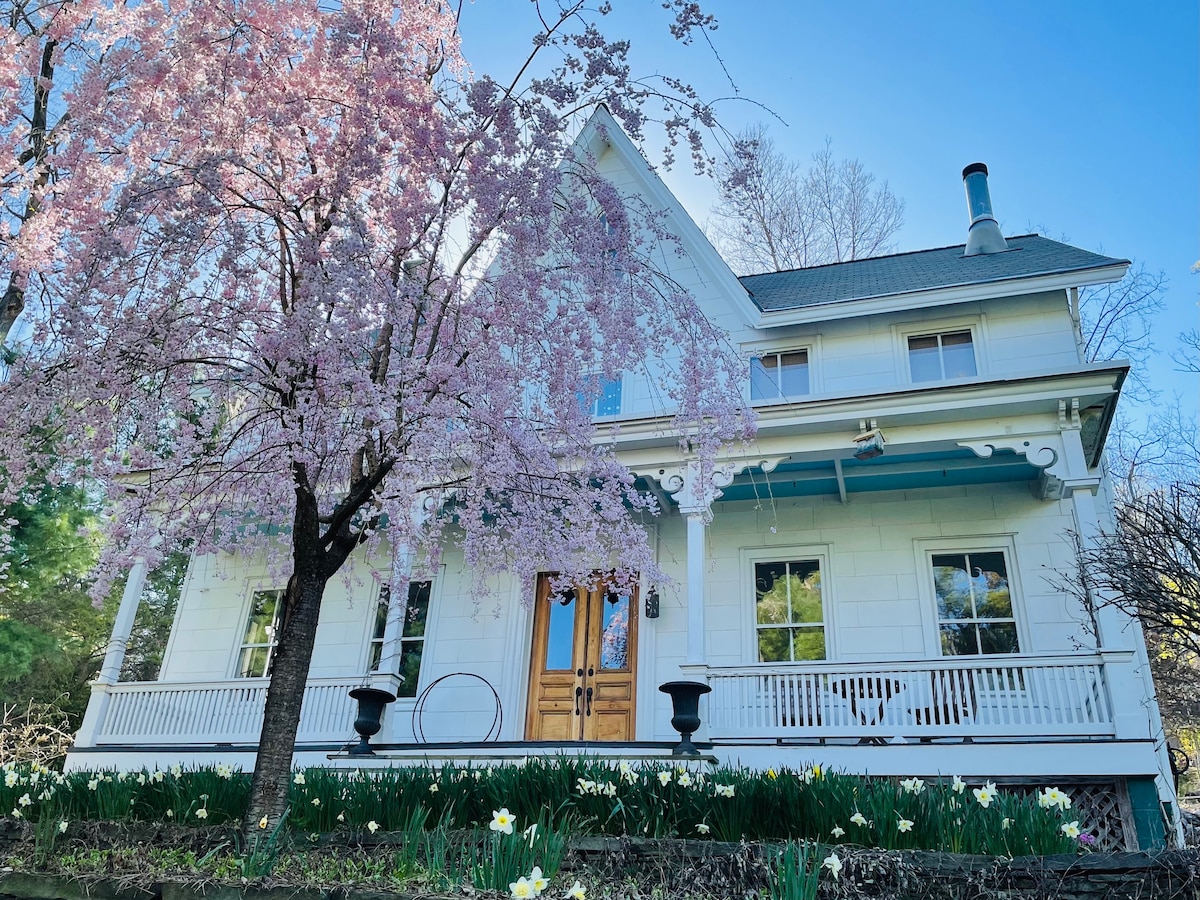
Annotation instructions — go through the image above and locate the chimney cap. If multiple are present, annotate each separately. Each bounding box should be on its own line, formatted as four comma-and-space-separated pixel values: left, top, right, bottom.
962, 162, 989, 179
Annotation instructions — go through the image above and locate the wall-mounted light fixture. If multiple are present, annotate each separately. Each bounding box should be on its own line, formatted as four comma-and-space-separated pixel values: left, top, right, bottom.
645, 588, 660, 619
853, 419, 886, 461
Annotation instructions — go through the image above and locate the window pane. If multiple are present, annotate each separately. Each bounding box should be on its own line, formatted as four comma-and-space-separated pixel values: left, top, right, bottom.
908, 335, 943, 382
932, 555, 972, 618
755, 562, 790, 625
544, 591, 576, 671
791, 626, 825, 661
600, 592, 631, 670
785, 570, 822, 625
403, 581, 431, 638
243, 590, 279, 645
397, 642, 423, 698
238, 646, 269, 678
758, 627, 791, 662
778, 351, 809, 396
367, 640, 383, 673
594, 379, 622, 416
941, 332, 977, 378
978, 622, 1020, 654
939, 623, 977, 656
372, 587, 389, 642
750, 357, 778, 401
970, 552, 1011, 618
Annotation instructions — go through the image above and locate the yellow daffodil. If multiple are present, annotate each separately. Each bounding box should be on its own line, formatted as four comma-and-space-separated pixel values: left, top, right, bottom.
259, 816, 269, 829
766, 768, 777, 780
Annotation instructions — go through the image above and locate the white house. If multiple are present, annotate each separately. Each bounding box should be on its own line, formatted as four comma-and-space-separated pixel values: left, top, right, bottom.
67, 109, 1177, 850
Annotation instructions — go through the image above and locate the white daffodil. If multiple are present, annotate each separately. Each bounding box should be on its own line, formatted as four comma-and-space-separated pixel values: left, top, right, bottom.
1061, 820, 1081, 839
10, 809, 20, 820
850, 811, 868, 827
259, 816, 269, 829
215, 764, 232, 779
510, 876, 534, 899
951, 775, 966, 794
165, 809, 174, 818
490, 808, 515, 834
170, 765, 182, 779
429, 783, 439, 793
523, 823, 539, 846
195, 808, 208, 820
336, 812, 345, 823
311, 798, 321, 806
677, 772, 692, 787
58, 820, 68, 833
831, 826, 846, 838
822, 852, 843, 880
1001, 817, 1012, 830
972, 782, 997, 808
529, 866, 549, 895
899, 777, 925, 794
897, 818, 914, 832
565, 880, 586, 900
1038, 786, 1071, 811
695, 823, 710, 835
367, 820, 380, 833
714, 784, 736, 798
657, 771, 672, 786
602, 781, 618, 797
136, 773, 147, 786
4, 771, 18, 789
87, 779, 99, 791
152, 770, 165, 784
293, 771, 306, 785
17, 793, 31, 808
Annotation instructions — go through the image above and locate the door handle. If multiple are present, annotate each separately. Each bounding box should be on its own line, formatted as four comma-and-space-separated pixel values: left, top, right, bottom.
574, 686, 583, 716
585, 686, 593, 716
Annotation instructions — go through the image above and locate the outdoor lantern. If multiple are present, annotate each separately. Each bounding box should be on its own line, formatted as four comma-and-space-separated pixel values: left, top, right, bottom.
853, 427, 886, 460
645, 588, 660, 619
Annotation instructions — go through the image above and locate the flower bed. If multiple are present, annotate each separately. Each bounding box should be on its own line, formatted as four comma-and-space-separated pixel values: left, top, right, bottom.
0, 760, 1092, 899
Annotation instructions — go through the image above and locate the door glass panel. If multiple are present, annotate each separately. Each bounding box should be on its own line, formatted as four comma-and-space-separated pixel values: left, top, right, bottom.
600, 592, 631, 670
544, 591, 576, 671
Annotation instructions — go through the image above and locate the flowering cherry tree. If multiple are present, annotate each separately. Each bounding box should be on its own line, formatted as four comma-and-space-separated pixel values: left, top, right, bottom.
0, 0, 750, 828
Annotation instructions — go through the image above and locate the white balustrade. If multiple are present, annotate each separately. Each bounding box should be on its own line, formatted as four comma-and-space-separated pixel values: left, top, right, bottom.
705, 655, 1115, 741
92, 677, 364, 745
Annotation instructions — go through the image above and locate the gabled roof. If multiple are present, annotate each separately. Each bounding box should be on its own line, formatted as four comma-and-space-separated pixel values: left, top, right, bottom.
739, 235, 1129, 312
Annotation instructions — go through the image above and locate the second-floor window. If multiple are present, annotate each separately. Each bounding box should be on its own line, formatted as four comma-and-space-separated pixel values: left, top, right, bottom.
579, 376, 622, 417
369, 581, 432, 697
908, 330, 977, 381
751, 350, 809, 400
237, 588, 283, 678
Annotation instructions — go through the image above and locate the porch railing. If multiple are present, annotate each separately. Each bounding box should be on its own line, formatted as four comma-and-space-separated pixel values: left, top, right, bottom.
705, 654, 1115, 741
93, 677, 364, 745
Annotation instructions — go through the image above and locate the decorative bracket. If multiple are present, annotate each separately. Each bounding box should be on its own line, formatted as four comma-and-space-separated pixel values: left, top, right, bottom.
957, 436, 1068, 481
1058, 398, 1082, 431
646, 455, 791, 521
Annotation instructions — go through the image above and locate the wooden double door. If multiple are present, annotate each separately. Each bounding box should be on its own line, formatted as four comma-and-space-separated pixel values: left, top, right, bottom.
525, 574, 638, 741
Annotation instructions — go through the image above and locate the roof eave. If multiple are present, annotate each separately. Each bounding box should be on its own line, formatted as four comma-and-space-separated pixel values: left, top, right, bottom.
753, 262, 1132, 327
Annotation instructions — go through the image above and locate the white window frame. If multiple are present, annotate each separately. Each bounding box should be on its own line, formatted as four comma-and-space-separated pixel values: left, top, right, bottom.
741, 545, 836, 663
893, 316, 989, 385
232, 585, 285, 678
584, 374, 623, 418
913, 535, 1027, 658
744, 337, 820, 405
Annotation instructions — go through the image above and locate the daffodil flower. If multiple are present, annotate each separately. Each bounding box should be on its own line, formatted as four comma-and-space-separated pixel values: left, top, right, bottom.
695, 823, 710, 835
529, 866, 549, 894
336, 812, 345, 823
822, 852, 843, 880
58, 820, 68, 833
565, 880, 587, 900
367, 820, 380, 833
17, 793, 31, 808
1001, 817, 1012, 830
677, 772, 692, 787
951, 775, 966, 794
973, 782, 997, 808
766, 768, 777, 780
259, 816, 269, 829
87, 779, 99, 791
897, 818, 914, 832
293, 771, 306, 785
657, 770, 672, 786
1061, 820, 1081, 839
429, 783, 439, 793
490, 808, 515, 834
311, 798, 321, 806
510, 876, 535, 899
899, 777, 925, 794
850, 811, 868, 827
714, 784, 735, 798
195, 808, 208, 820
831, 826, 845, 838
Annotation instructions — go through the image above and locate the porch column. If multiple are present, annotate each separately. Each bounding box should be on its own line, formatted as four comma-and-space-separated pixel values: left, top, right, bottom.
683, 510, 708, 666
75, 555, 149, 748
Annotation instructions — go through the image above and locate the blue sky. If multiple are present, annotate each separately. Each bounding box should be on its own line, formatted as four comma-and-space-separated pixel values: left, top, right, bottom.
460, 1, 1198, 418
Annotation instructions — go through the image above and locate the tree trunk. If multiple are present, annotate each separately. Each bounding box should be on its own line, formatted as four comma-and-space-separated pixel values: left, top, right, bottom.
242, 483, 330, 835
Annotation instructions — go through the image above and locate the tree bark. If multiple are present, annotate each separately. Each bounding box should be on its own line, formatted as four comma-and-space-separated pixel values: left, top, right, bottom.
242, 481, 331, 835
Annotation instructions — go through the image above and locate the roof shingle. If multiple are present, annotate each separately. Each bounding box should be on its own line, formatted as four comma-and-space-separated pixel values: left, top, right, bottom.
738, 235, 1127, 312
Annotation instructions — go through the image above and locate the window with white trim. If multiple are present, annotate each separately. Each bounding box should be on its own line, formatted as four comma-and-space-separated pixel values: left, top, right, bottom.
368, 581, 431, 698
907, 330, 977, 381
754, 559, 825, 661
236, 588, 283, 678
578, 375, 622, 417
750, 349, 810, 401
931, 550, 1019, 655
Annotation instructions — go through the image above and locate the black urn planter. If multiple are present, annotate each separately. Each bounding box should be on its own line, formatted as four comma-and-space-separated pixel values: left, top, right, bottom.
658, 680, 711, 757
348, 687, 396, 756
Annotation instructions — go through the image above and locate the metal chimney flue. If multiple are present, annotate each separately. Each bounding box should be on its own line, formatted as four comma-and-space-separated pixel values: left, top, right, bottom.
962, 163, 1008, 256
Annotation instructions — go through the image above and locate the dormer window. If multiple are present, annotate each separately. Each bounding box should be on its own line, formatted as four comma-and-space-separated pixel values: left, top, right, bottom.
751, 350, 809, 401
908, 331, 977, 382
